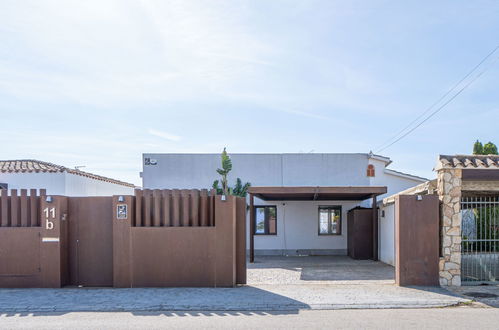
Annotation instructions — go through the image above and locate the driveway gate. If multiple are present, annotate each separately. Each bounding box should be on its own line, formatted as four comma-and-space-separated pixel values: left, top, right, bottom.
461, 195, 499, 284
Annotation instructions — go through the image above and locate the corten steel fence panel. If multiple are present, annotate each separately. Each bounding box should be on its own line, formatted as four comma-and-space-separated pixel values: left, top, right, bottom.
396, 194, 440, 286
235, 196, 247, 284
461, 195, 499, 284
114, 192, 246, 287
1, 189, 246, 288
130, 227, 218, 287
0, 189, 43, 227
0, 191, 68, 288
0, 228, 41, 287
10, 189, 19, 227
68, 197, 113, 287
133, 189, 216, 227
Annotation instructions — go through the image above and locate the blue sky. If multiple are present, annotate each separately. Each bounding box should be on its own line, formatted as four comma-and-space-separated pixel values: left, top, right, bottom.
1, 1, 498, 185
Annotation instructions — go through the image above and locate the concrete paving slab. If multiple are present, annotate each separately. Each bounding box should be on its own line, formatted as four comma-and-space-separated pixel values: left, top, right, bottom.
248, 256, 395, 285
447, 285, 499, 307
0, 284, 469, 313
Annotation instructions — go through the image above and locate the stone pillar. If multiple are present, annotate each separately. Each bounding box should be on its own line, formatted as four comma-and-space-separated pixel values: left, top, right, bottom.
437, 168, 462, 286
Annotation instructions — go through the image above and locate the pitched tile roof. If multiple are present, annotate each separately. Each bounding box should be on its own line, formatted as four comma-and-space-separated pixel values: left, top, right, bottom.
436, 155, 499, 170
0, 160, 135, 187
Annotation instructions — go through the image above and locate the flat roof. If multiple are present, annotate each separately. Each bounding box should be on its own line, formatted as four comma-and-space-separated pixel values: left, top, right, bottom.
248, 186, 387, 201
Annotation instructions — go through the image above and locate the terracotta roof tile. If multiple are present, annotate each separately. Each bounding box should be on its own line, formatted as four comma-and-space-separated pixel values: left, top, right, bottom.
436, 155, 499, 170
0, 160, 135, 187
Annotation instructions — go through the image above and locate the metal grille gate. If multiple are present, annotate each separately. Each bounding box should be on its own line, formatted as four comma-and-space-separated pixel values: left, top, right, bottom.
461, 195, 499, 284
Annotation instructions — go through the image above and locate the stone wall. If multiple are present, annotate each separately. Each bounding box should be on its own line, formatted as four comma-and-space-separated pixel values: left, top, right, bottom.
437, 168, 462, 286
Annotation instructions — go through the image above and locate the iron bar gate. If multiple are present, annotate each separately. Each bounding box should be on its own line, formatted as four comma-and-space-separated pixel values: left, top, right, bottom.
461, 195, 499, 284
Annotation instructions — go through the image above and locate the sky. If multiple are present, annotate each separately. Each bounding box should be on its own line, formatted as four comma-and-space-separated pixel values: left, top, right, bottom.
1, 0, 498, 186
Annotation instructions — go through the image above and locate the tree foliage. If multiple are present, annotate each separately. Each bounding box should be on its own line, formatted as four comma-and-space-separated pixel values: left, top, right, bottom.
472, 140, 498, 155
473, 140, 484, 155
212, 148, 251, 197
483, 142, 498, 155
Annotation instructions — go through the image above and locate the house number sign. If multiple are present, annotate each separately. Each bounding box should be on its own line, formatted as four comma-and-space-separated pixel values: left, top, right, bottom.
43, 207, 56, 230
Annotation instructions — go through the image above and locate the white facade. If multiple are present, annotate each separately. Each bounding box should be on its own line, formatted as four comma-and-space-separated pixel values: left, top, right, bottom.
251, 200, 360, 255
0, 172, 134, 196
379, 203, 396, 266
141, 153, 427, 257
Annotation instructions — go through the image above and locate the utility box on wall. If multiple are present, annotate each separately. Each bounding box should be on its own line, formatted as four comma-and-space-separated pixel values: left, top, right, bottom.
347, 207, 373, 260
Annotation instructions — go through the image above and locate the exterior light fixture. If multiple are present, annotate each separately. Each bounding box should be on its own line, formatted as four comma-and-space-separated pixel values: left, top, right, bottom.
118, 196, 125, 202
46, 196, 53, 203
416, 195, 423, 201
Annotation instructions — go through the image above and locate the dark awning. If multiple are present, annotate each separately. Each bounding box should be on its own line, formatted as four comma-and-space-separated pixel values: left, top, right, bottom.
248, 186, 387, 201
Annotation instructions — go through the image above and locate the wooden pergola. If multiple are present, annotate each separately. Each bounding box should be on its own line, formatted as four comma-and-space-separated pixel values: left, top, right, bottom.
247, 186, 387, 263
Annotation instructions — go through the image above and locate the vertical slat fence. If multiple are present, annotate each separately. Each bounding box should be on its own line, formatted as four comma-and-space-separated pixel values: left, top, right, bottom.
0, 189, 44, 227
133, 189, 216, 227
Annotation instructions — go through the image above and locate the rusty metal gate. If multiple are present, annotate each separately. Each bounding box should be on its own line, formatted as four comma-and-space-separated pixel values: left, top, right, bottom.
461, 195, 499, 284
1, 189, 246, 288
68, 197, 113, 287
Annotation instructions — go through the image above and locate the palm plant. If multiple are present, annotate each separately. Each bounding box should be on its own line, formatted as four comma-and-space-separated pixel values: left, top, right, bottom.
216, 148, 232, 196
212, 148, 251, 197
232, 178, 251, 197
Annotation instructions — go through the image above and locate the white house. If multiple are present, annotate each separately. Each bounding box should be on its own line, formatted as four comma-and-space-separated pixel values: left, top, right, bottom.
0, 160, 135, 196
141, 153, 427, 262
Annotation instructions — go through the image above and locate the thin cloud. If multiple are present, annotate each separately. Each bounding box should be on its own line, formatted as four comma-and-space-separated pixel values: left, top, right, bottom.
148, 129, 182, 142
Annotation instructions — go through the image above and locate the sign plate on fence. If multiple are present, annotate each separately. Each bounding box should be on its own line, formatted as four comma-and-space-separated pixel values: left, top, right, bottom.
42, 237, 60, 242
117, 204, 127, 220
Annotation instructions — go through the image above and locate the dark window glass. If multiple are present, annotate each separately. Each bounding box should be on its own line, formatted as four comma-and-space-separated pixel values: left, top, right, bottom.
254, 206, 277, 235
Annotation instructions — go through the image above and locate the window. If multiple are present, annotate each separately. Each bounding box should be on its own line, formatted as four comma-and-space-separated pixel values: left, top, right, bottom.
254, 206, 277, 235
0, 183, 7, 190
367, 164, 375, 177
318, 206, 341, 235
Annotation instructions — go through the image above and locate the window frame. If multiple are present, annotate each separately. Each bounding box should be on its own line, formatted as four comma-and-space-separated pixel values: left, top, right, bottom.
254, 205, 277, 235
318, 206, 342, 236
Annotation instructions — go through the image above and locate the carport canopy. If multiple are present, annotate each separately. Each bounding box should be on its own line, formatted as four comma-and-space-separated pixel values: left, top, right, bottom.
247, 186, 387, 263
248, 186, 387, 201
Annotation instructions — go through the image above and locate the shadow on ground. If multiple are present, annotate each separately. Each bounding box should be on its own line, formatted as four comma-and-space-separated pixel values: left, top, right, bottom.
447, 284, 499, 308
0, 286, 306, 316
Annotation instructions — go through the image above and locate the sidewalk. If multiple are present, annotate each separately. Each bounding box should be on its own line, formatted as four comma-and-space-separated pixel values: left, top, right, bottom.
0, 284, 470, 313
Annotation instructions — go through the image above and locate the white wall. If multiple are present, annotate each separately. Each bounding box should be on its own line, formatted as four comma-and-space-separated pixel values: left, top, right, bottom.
379, 203, 395, 266
142, 153, 426, 257
248, 199, 361, 254
142, 153, 371, 189
64, 173, 134, 196
0, 172, 66, 195
0, 172, 134, 196
369, 158, 427, 201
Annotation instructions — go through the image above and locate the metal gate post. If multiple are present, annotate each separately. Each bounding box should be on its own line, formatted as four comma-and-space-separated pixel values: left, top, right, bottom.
112, 195, 134, 288
40, 195, 68, 288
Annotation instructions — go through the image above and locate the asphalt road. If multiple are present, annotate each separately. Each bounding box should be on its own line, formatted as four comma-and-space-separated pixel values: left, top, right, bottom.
1, 307, 499, 329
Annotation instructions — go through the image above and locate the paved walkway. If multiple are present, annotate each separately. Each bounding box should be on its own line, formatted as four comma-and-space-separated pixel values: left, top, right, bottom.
448, 285, 499, 307
0, 284, 469, 313
248, 256, 395, 285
